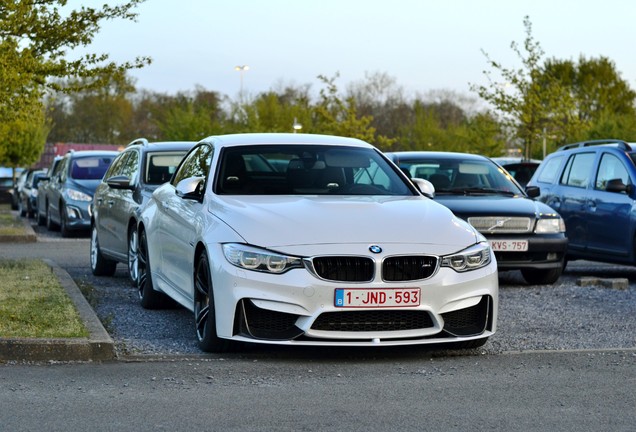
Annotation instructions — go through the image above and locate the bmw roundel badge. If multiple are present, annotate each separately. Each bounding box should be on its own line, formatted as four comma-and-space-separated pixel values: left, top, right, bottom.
369, 245, 382, 254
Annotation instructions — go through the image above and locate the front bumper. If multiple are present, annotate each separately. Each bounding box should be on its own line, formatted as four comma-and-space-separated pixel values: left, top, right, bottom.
208, 246, 499, 347
487, 234, 568, 271
63, 201, 92, 231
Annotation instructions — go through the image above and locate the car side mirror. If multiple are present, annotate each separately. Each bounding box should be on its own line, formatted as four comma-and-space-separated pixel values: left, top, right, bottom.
106, 175, 134, 190
605, 178, 633, 194
176, 176, 206, 201
411, 178, 435, 198
525, 185, 540, 198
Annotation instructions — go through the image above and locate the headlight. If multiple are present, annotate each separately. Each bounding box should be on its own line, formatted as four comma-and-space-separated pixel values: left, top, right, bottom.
65, 188, 92, 202
535, 217, 565, 234
441, 242, 491, 272
222, 243, 304, 274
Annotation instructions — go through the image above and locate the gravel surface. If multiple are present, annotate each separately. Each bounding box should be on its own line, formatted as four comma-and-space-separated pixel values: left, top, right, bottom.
81, 253, 636, 358
5, 223, 636, 357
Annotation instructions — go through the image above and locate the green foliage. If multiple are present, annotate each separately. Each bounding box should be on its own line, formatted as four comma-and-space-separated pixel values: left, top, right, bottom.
394, 100, 504, 155
46, 73, 135, 144
0, 0, 150, 158
473, 16, 636, 158
152, 87, 225, 140
312, 74, 396, 150
0, 100, 49, 167
471, 16, 582, 159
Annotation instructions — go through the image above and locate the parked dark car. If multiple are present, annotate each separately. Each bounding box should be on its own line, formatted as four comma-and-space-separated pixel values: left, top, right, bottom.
18, 169, 47, 218
42, 150, 118, 237
387, 151, 568, 284
527, 139, 636, 267
492, 157, 541, 187
90, 139, 196, 283
36, 156, 64, 226
4, 167, 25, 208
0, 175, 14, 205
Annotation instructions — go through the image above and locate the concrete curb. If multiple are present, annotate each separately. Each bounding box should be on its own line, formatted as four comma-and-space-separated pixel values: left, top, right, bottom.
0, 215, 36, 243
0, 259, 116, 362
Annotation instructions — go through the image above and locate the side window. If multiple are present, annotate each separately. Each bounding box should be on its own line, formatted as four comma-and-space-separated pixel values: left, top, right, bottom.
560, 152, 595, 188
537, 156, 564, 183
595, 153, 630, 191
57, 158, 69, 182
104, 152, 130, 179
120, 151, 139, 183
172, 144, 213, 186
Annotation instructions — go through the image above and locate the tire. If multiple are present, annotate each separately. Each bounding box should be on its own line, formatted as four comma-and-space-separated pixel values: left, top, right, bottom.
138, 229, 167, 309
521, 265, 563, 285
194, 250, 233, 353
90, 225, 117, 276
60, 205, 72, 238
127, 224, 139, 287
37, 208, 46, 226
46, 205, 58, 231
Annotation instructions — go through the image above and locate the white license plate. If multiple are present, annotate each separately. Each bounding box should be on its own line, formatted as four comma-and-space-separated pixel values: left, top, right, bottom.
334, 288, 420, 308
489, 239, 528, 252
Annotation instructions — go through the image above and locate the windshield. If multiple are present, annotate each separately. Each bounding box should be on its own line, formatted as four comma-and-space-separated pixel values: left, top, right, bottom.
216, 145, 414, 196
398, 157, 524, 195
70, 156, 114, 180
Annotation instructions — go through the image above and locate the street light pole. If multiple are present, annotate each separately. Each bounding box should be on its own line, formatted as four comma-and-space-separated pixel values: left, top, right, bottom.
234, 65, 249, 98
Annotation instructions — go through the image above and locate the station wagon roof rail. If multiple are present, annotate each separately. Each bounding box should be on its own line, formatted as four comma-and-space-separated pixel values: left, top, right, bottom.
127, 137, 149, 147
557, 139, 632, 152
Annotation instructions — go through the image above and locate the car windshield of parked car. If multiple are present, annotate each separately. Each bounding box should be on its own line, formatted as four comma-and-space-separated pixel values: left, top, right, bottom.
71, 156, 115, 180
215, 145, 414, 196
145, 152, 188, 185
398, 157, 524, 195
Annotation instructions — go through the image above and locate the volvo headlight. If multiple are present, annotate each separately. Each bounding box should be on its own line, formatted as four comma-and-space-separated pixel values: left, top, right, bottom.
441, 242, 492, 272
535, 217, 566, 234
65, 188, 92, 202
223, 243, 304, 274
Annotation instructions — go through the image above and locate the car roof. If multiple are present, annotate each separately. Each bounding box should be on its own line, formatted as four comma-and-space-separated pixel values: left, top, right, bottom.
386, 151, 491, 162
556, 139, 636, 153
126, 139, 196, 152
201, 133, 373, 150
65, 150, 119, 158
491, 156, 542, 165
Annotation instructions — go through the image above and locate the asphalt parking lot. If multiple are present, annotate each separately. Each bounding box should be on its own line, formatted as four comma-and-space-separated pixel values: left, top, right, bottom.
7, 219, 636, 358
3, 219, 636, 432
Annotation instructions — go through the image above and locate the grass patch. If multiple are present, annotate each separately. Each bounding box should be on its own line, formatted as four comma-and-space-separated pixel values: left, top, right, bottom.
0, 259, 89, 338
0, 211, 25, 236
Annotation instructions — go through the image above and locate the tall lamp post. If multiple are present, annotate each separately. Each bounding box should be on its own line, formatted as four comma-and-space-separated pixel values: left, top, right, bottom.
234, 65, 249, 98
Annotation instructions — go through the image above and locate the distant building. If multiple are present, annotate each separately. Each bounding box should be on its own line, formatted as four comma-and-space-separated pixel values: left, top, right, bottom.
36, 142, 123, 169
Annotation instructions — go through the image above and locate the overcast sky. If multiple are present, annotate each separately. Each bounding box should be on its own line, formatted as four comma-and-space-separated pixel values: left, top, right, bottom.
67, 0, 636, 100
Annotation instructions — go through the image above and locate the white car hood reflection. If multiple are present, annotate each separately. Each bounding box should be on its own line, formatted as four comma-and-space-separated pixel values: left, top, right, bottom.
210, 195, 478, 249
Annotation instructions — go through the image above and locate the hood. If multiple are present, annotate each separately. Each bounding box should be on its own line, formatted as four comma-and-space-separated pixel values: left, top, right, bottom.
209, 195, 480, 249
434, 195, 559, 219
66, 178, 101, 196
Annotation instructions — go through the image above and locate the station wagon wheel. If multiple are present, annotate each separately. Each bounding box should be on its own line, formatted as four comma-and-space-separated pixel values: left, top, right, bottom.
60, 204, 71, 237
90, 225, 117, 276
194, 251, 232, 353
127, 225, 139, 286
45, 205, 58, 231
137, 229, 166, 309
